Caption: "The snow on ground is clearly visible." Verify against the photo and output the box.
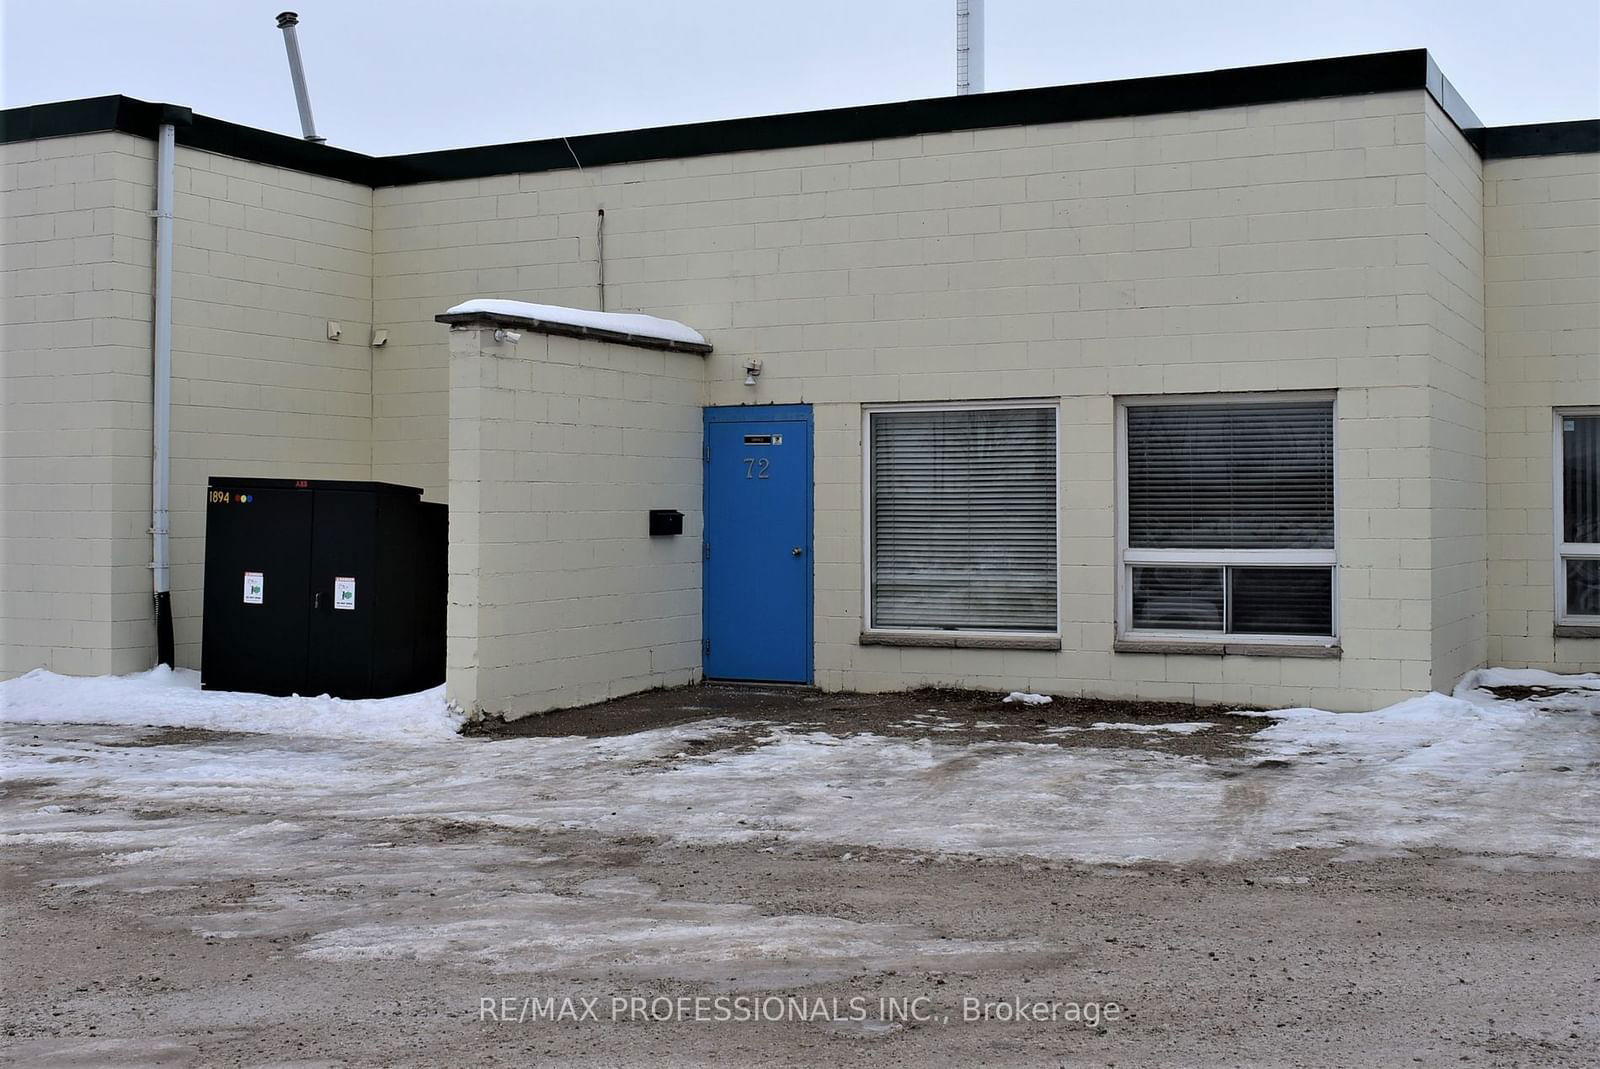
[4,667,1598,975]
[1090,721,1213,734]
[1460,666,1600,690]
[0,666,459,742]
[444,298,707,347]
[1248,685,1600,859]
[1455,666,1600,714]
[2,669,1597,867]
[293,873,1037,979]
[0,718,1038,982]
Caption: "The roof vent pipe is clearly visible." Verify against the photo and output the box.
[274,12,326,143]
[956,0,984,95]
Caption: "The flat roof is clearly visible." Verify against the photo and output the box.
[2,50,1596,188]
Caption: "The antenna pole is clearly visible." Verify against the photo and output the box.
[956,0,984,95]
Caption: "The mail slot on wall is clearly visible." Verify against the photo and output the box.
[649,509,684,536]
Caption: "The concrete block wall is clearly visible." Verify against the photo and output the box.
[379,90,1466,709]
[165,147,375,666]
[1484,148,1600,670]
[2,132,158,676]
[446,326,705,717]
[1,134,377,677]
[370,185,488,497]
[1421,99,1488,690]
[814,384,1447,709]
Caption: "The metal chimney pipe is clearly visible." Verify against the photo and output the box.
[275,12,326,143]
[956,0,985,95]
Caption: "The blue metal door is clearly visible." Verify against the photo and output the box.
[703,405,813,682]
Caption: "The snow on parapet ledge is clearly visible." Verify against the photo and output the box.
[437,298,711,354]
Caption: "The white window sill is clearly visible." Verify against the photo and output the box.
[859,630,1062,651]
[1113,637,1341,659]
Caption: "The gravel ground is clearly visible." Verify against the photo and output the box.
[3,684,1598,1067]
[466,683,1273,760]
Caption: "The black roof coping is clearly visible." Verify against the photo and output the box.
[3,50,1595,187]
[0,96,192,141]
[1469,119,1600,160]
[0,94,380,185]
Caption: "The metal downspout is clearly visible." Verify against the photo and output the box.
[152,122,175,666]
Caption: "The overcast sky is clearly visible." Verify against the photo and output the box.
[4,1,1597,156]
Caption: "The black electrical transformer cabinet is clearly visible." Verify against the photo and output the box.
[201,478,446,699]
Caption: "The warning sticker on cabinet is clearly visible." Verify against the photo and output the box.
[243,572,264,604]
[334,576,356,610]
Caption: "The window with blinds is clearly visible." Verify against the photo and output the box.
[1121,398,1336,640]
[1557,411,1600,622]
[868,405,1057,633]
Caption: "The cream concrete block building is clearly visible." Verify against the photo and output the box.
[442,321,708,713]
[2,51,1596,717]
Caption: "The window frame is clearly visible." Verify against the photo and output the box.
[1115,391,1340,648]
[1553,406,1600,627]
[862,398,1062,640]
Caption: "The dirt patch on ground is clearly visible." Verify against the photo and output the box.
[101,726,259,747]
[1486,684,1586,702]
[464,683,1272,760]
[1481,684,1600,717]
[0,777,59,804]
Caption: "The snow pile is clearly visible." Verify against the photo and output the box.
[0,667,460,743]
[1249,685,1600,858]
[444,298,706,347]
[1459,666,1600,691]
[1002,692,1052,705]
[1255,692,1526,770]
[1454,666,1600,713]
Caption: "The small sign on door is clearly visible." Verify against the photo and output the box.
[243,572,264,604]
[334,576,356,610]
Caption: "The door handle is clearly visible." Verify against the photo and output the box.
[314,591,322,610]
[792,547,804,557]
